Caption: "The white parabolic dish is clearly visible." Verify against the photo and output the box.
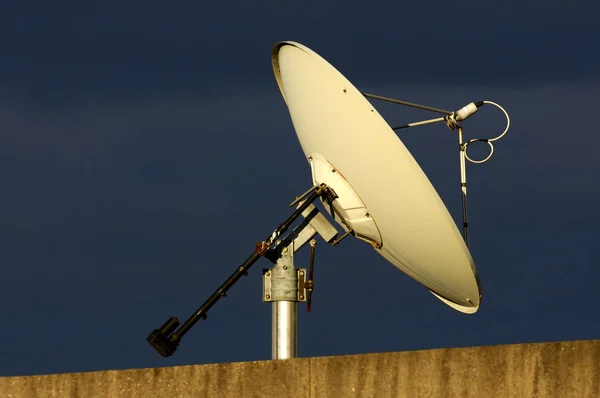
[272,41,481,313]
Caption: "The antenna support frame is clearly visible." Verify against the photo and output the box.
[146,184,339,359]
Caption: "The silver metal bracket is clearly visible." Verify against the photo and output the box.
[296,269,308,302]
[262,246,308,302]
[263,266,307,302]
[299,203,337,244]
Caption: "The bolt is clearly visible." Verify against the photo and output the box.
[343,89,347,93]
[299,271,304,276]
[265,294,271,300]
[283,247,288,253]
[265,271,270,277]
[283,265,288,270]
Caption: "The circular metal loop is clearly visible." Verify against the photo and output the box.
[461,101,509,165]
[483,101,510,143]
[463,139,494,164]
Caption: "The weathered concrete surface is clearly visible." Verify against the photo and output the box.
[1,340,599,397]
[0,358,310,398]
[310,340,600,398]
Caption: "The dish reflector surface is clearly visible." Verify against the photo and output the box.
[272,41,481,313]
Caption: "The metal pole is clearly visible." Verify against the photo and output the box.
[458,126,469,247]
[391,117,446,130]
[272,301,297,359]
[264,246,301,360]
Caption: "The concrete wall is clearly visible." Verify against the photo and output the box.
[1,340,598,397]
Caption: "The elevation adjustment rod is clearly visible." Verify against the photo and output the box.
[306,239,316,312]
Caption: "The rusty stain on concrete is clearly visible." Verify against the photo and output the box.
[1,340,598,397]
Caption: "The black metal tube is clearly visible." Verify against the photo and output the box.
[363,93,453,116]
[172,251,261,340]
[148,186,326,356]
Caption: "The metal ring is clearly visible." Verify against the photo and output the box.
[464,139,494,164]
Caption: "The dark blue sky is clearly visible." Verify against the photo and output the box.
[1,2,599,376]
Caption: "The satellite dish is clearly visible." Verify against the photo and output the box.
[146,40,510,361]
[272,41,480,313]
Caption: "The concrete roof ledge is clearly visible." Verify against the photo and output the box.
[1,340,599,397]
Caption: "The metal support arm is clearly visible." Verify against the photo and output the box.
[146,185,327,357]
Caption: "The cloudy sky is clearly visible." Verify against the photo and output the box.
[1,1,599,376]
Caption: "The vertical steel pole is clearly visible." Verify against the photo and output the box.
[267,249,299,360]
[272,301,297,359]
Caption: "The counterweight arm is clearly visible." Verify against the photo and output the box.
[146,185,327,357]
